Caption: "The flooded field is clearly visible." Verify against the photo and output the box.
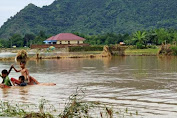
[0,56,177,117]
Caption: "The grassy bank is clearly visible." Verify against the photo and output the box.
[68,46,103,52]
[125,48,159,56]
[68,45,160,56]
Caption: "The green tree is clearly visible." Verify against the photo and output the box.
[9,34,23,47]
[33,31,48,45]
[132,31,147,48]
[0,39,10,48]
[145,30,157,45]
[0,42,3,48]
[172,32,177,45]
[24,33,35,47]
[39,31,46,38]
[154,28,172,45]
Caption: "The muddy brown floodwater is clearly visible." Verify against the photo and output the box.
[0,56,177,118]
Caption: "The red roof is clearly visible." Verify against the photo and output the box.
[46,36,55,41]
[46,33,85,41]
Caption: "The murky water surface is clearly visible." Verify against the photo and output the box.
[0,56,177,117]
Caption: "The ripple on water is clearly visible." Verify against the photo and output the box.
[0,56,176,117]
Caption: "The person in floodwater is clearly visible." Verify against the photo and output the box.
[12,61,56,86]
[0,68,13,88]
[11,76,27,86]
[12,61,39,85]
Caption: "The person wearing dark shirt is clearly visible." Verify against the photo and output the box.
[19,76,27,86]
[11,76,27,86]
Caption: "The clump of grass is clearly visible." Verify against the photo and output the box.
[99,106,139,118]
[23,99,56,118]
[170,46,177,55]
[0,101,27,117]
[59,88,92,118]
[0,99,55,118]
[59,88,139,118]
[23,112,54,118]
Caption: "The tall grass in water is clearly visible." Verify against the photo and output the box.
[0,89,138,118]
[59,88,91,118]
[59,88,138,118]
[0,101,26,117]
[0,100,55,118]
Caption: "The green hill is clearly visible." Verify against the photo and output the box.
[1,0,177,39]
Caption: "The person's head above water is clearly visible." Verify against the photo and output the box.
[19,76,25,83]
[1,69,8,78]
[20,61,26,68]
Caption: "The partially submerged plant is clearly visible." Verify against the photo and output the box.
[59,88,91,118]
[0,101,27,117]
[0,89,139,118]
[0,100,55,118]
[23,99,55,118]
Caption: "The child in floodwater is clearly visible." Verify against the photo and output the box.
[11,76,27,86]
[12,61,56,86]
[0,68,13,88]
[12,61,39,85]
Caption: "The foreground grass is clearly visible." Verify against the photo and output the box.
[0,89,138,118]
[125,48,159,56]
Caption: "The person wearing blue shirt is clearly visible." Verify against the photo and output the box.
[11,76,27,86]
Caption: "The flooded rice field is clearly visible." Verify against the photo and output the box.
[0,56,177,117]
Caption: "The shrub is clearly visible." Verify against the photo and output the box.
[136,42,145,49]
[170,46,177,55]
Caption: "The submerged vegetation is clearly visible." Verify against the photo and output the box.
[158,45,177,56]
[0,89,138,118]
[0,99,55,118]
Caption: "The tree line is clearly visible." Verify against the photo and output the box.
[76,28,177,49]
[0,31,48,48]
[0,28,177,48]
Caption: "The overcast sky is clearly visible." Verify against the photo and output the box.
[0,0,55,27]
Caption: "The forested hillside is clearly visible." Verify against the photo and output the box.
[1,0,177,39]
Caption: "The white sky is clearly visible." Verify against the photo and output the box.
[0,0,55,27]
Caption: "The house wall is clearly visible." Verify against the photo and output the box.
[44,41,57,44]
[56,40,84,44]
[31,43,89,49]
[78,41,83,44]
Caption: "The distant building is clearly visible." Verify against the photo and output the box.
[43,33,85,45]
[119,42,125,46]
[31,33,88,49]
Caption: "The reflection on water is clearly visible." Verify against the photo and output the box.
[0,56,177,117]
